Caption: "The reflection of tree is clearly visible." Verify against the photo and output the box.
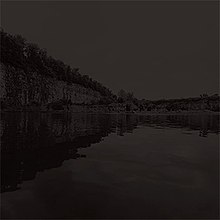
[140,114,219,135]
[1,113,219,193]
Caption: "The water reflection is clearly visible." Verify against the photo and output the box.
[1,112,219,193]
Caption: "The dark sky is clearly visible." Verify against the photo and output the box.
[1,1,219,100]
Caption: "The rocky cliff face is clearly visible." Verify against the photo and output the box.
[0,63,101,110]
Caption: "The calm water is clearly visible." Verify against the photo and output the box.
[1,112,219,219]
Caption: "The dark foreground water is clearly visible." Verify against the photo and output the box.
[1,112,219,219]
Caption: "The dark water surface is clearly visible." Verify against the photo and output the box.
[1,112,219,219]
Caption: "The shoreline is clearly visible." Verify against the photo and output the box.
[1,109,219,116]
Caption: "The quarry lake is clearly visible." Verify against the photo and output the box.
[1,112,219,219]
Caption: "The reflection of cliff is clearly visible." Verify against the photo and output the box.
[1,136,101,193]
[1,113,219,193]
[1,113,139,193]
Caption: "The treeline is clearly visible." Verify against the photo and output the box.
[116,90,220,112]
[0,29,116,100]
[138,94,220,112]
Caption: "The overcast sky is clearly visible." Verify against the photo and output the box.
[1,1,219,100]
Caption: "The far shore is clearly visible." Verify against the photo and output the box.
[1,109,220,116]
[133,110,220,116]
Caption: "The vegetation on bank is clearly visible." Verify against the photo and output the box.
[1,29,219,112]
[116,90,220,112]
[0,29,116,102]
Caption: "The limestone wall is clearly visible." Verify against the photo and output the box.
[0,63,101,109]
